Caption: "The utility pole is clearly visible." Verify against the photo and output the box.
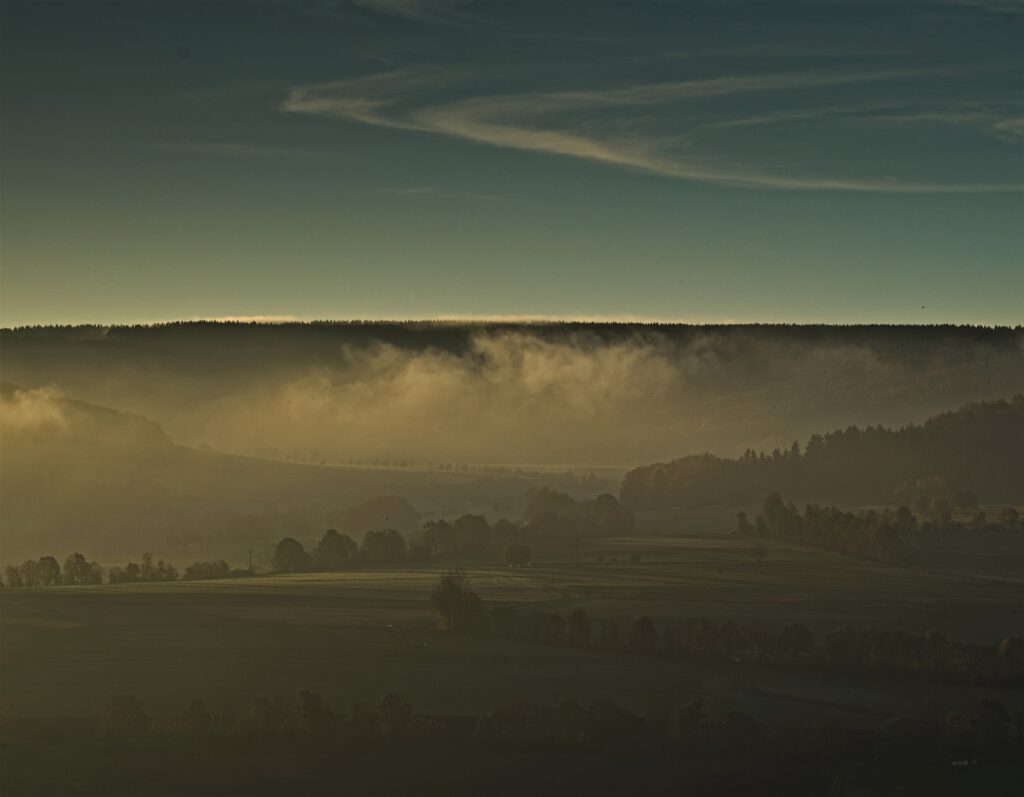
[248,549,253,573]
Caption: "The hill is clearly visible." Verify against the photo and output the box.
[620,396,1024,509]
[0,384,609,567]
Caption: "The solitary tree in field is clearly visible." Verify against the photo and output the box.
[430,568,483,631]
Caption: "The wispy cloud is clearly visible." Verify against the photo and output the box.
[992,117,1024,141]
[377,185,509,201]
[281,66,1023,193]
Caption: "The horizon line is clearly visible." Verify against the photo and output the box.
[2,318,1022,332]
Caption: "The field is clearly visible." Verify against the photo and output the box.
[3,528,1022,732]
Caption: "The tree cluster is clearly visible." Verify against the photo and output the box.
[182,560,253,580]
[737,493,913,565]
[108,553,178,583]
[522,489,634,540]
[82,688,1023,769]
[4,552,102,587]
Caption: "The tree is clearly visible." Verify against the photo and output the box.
[430,568,483,631]
[893,506,917,535]
[4,565,23,588]
[736,511,754,536]
[63,553,102,585]
[999,507,1020,530]
[454,514,492,553]
[931,497,953,526]
[182,700,212,733]
[313,529,357,571]
[779,623,814,661]
[183,560,230,580]
[418,520,456,557]
[36,556,61,586]
[18,560,39,587]
[379,693,414,736]
[360,529,407,565]
[597,620,621,651]
[567,607,592,648]
[296,690,336,736]
[102,695,150,735]
[504,543,532,568]
[998,637,1024,674]
[953,491,979,513]
[629,616,659,654]
[272,537,310,573]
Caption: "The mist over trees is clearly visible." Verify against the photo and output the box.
[522,489,634,539]
[621,396,1024,509]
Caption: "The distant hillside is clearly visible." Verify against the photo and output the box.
[0,384,607,567]
[620,396,1024,509]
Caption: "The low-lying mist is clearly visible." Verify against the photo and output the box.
[3,324,1023,466]
[2,323,1022,566]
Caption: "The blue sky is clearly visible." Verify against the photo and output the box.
[1,0,1021,325]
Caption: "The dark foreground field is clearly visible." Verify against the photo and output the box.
[2,531,1022,795]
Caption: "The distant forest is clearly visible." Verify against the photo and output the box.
[4,320,1020,357]
[621,396,1024,509]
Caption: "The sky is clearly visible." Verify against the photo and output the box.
[1,0,1021,327]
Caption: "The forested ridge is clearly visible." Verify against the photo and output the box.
[621,396,1024,509]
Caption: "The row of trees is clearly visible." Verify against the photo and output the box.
[272,523,537,574]
[428,572,1024,684]
[108,553,178,583]
[620,396,1024,509]
[85,689,1023,768]
[4,552,101,587]
[4,551,255,588]
[737,493,913,565]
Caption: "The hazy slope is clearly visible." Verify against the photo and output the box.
[0,383,608,567]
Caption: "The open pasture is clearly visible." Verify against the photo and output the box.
[2,533,1021,730]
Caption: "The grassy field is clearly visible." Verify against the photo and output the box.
[3,531,1021,732]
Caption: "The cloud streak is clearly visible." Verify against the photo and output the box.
[281,66,1023,193]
